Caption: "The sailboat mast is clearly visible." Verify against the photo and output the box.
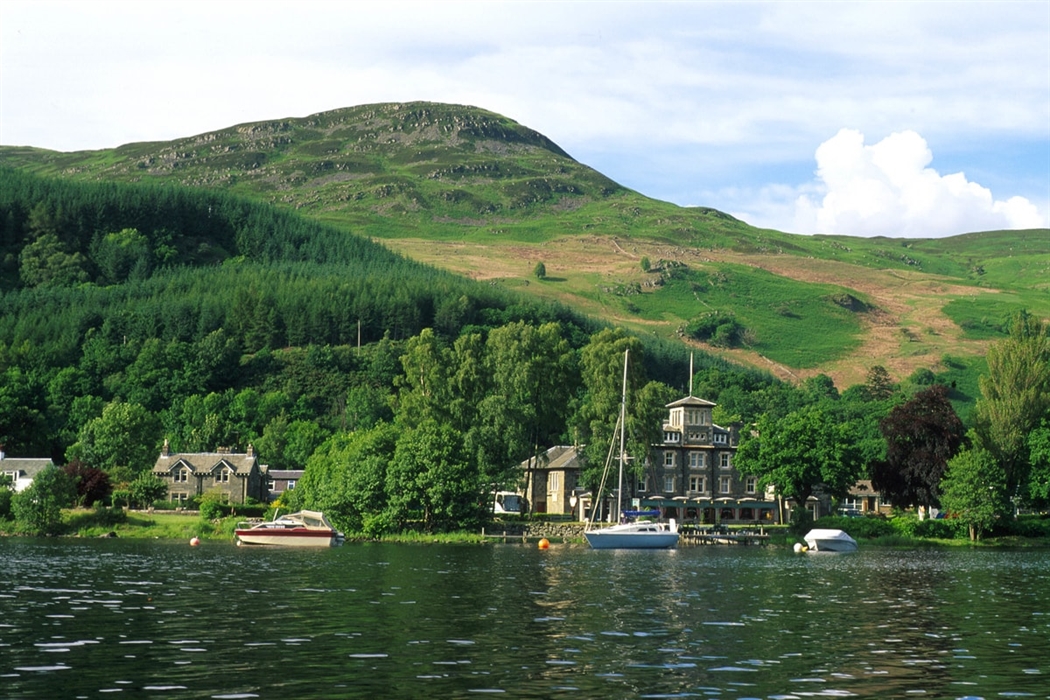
[689,352,694,396]
[616,348,629,522]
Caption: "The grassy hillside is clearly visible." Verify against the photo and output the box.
[2,101,1046,388]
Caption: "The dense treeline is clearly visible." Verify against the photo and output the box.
[0,170,761,471]
[11,168,1038,541]
[0,167,404,290]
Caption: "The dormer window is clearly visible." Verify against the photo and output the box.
[217,467,233,483]
[664,431,680,443]
[175,468,190,483]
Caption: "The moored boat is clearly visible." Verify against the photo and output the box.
[235,510,344,547]
[803,528,858,552]
[584,349,680,550]
[584,518,679,549]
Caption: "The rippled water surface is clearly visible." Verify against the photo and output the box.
[1,538,1047,699]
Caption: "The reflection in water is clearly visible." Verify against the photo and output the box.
[0,539,1047,698]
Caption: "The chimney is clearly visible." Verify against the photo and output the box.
[161,439,170,458]
[246,443,255,458]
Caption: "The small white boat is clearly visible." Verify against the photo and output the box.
[803,528,858,552]
[584,519,679,549]
[235,510,344,547]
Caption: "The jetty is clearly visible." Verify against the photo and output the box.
[678,525,770,545]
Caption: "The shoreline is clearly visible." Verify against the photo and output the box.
[3,509,1049,548]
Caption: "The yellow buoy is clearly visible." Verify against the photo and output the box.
[538,538,550,550]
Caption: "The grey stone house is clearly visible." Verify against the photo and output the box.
[152,440,268,504]
[640,395,777,523]
[519,445,583,516]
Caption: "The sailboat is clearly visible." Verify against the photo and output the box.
[583,349,679,550]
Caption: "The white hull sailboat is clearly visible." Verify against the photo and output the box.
[584,349,679,550]
[584,518,679,549]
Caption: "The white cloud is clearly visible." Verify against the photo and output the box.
[791,129,1046,238]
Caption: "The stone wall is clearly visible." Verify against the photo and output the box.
[483,521,587,541]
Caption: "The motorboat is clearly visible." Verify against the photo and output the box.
[584,518,679,549]
[235,510,345,547]
[584,349,679,550]
[803,528,858,552]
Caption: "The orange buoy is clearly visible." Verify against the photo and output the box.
[538,538,550,550]
[190,537,200,547]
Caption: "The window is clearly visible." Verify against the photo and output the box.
[663,476,675,493]
[720,453,731,468]
[287,480,296,490]
[664,431,680,443]
[548,472,559,493]
[664,451,675,467]
[174,492,188,503]
[637,476,648,492]
[745,476,757,494]
[218,467,232,483]
[720,476,731,494]
[689,475,705,492]
[689,452,705,468]
[175,468,189,483]
[715,432,727,444]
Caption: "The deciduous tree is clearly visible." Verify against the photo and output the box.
[735,405,864,525]
[870,384,965,514]
[63,459,112,507]
[12,465,75,535]
[128,472,168,509]
[386,421,479,532]
[974,311,1050,499]
[940,440,1008,541]
[67,400,161,476]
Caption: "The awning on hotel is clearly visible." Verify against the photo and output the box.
[642,496,713,508]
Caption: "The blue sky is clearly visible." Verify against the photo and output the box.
[2,1,1047,238]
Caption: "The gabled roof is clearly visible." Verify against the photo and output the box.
[519,445,583,471]
[0,457,54,479]
[665,395,717,409]
[153,451,259,476]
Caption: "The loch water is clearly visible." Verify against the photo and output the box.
[1,538,1048,699]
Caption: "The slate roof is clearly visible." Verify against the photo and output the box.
[152,444,261,477]
[521,445,583,471]
[0,457,54,479]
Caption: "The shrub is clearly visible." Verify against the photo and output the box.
[992,515,1050,538]
[685,311,746,348]
[0,489,12,520]
[813,515,895,539]
[913,517,964,539]
[199,499,226,521]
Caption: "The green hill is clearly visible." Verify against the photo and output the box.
[2,101,1047,387]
